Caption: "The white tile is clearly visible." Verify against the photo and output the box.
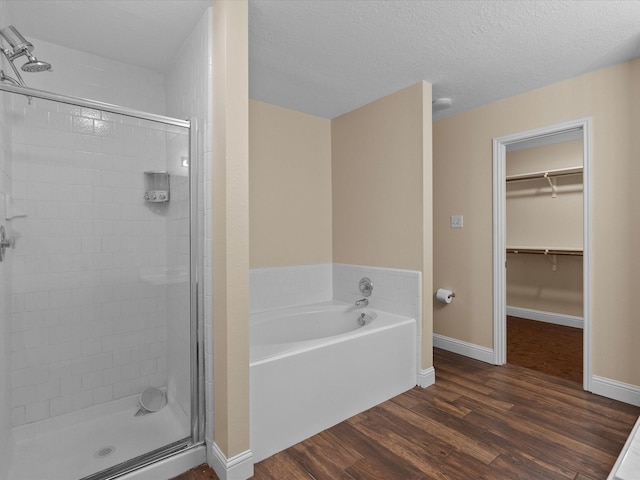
[140,359,157,376]
[58,341,83,361]
[148,372,167,388]
[131,376,150,394]
[25,400,50,423]
[131,344,150,363]
[11,407,26,427]
[49,360,72,380]
[50,395,73,417]
[81,338,102,357]
[12,385,38,407]
[101,367,122,386]
[72,390,93,410]
[37,380,60,401]
[250,264,333,312]
[113,380,133,400]
[121,363,140,381]
[12,366,48,388]
[81,372,102,391]
[60,376,82,396]
[93,385,113,404]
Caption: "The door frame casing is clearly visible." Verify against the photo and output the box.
[492,117,592,392]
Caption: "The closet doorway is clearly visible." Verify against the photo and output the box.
[492,118,592,391]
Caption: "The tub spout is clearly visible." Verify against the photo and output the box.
[355,298,368,307]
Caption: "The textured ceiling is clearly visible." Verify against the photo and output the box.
[249,0,640,119]
[4,1,640,120]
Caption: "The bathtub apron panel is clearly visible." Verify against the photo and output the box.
[250,308,416,462]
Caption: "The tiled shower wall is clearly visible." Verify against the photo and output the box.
[165,7,213,445]
[9,100,176,426]
[249,263,421,328]
[250,264,333,312]
[5,40,181,427]
[249,262,423,380]
[163,130,191,418]
[332,263,422,330]
[26,39,166,116]
[0,2,13,466]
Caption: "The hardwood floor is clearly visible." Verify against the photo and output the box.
[507,316,583,383]
[173,348,639,480]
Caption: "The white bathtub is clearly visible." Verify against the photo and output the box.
[609,416,640,480]
[250,301,417,462]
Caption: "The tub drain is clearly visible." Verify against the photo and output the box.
[93,445,116,459]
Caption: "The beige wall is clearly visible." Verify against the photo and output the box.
[249,82,434,370]
[332,81,433,369]
[212,0,250,459]
[507,141,583,249]
[332,83,425,271]
[249,100,332,268]
[507,254,583,317]
[506,140,583,175]
[506,141,583,316]
[434,59,640,386]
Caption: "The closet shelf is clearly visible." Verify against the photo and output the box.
[505,166,583,183]
[506,247,583,256]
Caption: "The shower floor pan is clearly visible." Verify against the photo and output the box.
[7,392,191,480]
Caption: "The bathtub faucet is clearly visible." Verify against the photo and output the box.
[355,298,369,307]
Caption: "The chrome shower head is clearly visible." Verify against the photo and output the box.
[21,54,51,72]
[0,25,52,80]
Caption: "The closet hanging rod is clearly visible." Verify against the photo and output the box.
[506,247,583,256]
[506,166,583,183]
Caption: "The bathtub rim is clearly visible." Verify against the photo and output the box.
[250,300,416,366]
[251,301,378,346]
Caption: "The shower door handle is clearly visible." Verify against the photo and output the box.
[0,225,15,261]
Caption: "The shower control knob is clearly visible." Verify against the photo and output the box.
[359,277,374,297]
[144,190,169,203]
[0,226,15,262]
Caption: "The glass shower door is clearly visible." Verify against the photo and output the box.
[2,88,200,480]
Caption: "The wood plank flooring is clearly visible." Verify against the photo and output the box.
[173,348,639,480]
[507,316,583,383]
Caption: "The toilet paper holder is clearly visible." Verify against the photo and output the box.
[435,288,456,304]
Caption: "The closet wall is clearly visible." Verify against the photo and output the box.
[506,140,583,318]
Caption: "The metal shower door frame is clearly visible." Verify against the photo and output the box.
[0,82,205,479]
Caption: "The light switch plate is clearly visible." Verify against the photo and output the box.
[450,215,463,228]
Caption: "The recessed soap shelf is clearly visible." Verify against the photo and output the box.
[144,171,169,203]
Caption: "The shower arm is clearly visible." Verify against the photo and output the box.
[0,48,26,86]
[0,69,21,86]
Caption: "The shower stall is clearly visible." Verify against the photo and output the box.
[0,21,207,480]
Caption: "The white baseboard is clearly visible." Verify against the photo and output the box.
[591,375,640,407]
[433,333,494,364]
[209,442,254,480]
[417,367,435,388]
[507,306,583,329]
[434,333,640,408]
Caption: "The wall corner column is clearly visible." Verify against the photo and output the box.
[211,0,252,478]
[422,81,434,373]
